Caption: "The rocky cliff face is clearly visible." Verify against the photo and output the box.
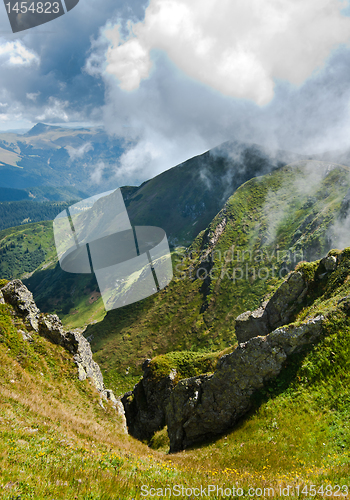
[0,280,125,420]
[122,359,177,441]
[166,315,323,452]
[234,271,308,343]
[121,254,343,451]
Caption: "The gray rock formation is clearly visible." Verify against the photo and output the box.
[0,280,125,424]
[2,279,40,331]
[235,271,308,343]
[122,358,177,441]
[166,316,323,452]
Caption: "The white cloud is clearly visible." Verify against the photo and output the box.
[36,97,70,122]
[90,160,106,184]
[100,0,350,105]
[66,142,94,160]
[0,40,39,66]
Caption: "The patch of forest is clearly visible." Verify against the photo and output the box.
[0,200,77,231]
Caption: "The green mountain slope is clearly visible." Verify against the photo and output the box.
[2,260,350,496]
[85,160,350,396]
[0,200,86,233]
[122,141,307,246]
[0,139,305,327]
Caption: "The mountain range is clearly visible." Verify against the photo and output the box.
[2,131,350,496]
[0,123,125,195]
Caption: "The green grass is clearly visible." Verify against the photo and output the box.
[2,281,350,498]
[3,248,350,497]
[86,162,350,397]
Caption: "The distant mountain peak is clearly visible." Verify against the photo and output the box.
[24,123,62,137]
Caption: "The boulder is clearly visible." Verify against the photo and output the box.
[322,255,337,272]
[235,304,268,343]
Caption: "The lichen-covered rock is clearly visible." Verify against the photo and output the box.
[235,271,308,343]
[166,315,323,452]
[1,279,40,331]
[265,271,307,329]
[0,290,5,304]
[122,364,177,441]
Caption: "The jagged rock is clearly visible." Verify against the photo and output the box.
[322,255,337,271]
[67,331,105,392]
[37,313,104,391]
[0,280,126,425]
[166,315,323,452]
[1,279,40,331]
[0,290,5,304]
[235,271,308,343]
[38,314,67,346]
[122,365,177,441]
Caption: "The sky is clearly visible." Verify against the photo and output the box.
[1,0,350,183]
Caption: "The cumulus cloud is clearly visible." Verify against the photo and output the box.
[101,0,350,105]
[0,40,39,66]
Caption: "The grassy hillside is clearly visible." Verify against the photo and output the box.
[1,140,305,328]
[0,221,57,279]
[2,258,350,497]
[85,160,350,396]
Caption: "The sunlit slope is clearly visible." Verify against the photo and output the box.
[86,161,350,395]
[2,264,350,498]
[14,140,304,327]
[3,261,350,497]
[140,247,350,485]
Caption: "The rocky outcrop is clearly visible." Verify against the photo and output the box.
[121,359,177,441]
[2,279,41,331]
[166,316,323,452]
[0,280,124,422]
[235,253,340,345]
[235,271,309,343]
[121,313,324,451]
